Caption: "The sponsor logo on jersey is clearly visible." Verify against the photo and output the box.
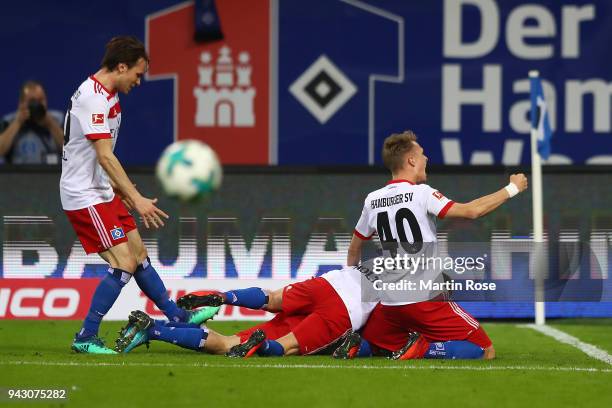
[433,191,445,200]
[110,226,125,240]
[91,113,104,125]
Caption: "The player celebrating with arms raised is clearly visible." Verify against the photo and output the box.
[337,130,528,360]
[61,36,205,354]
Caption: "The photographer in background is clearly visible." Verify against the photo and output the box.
[0,80,64,164]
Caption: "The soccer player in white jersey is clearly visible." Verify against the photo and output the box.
[61,36,213,354]
[115,266,378,357]
[338,130,528,360]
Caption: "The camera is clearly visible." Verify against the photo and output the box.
[28,100,46,122]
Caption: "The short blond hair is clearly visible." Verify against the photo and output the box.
[381,130,418,172]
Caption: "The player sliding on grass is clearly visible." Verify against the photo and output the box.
[115,269,486,359]
[61,36,207,354]
[332,130,528,361]
[115,265,378,356]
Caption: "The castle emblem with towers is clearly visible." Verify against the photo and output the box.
[193,46,256,127]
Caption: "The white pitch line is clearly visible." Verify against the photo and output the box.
[1,361,611,373]
[521,324,612,365]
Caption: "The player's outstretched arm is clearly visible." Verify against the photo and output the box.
[92,139,169,228]
[109,178,136,211]
[347,234,366,266]
[445,173,528,220]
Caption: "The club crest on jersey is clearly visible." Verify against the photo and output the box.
[91,113,104,125]
[432,191,445,200]
[110,226,125,240]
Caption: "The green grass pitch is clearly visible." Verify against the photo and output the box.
[0,319,611,408]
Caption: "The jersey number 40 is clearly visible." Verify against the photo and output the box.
[376,208,423,255]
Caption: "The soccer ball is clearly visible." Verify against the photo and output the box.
[156,140,222,201]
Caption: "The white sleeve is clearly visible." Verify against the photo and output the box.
[423,185,455,219]
[74,95,111,140]
[354,198,375,240]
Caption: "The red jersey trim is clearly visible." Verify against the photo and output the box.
[108,102,122,118]
[437,201,455,219]
[89,75,116,98]
[354,229,373,241]
[386,179,415,185]
[86,133,112,140]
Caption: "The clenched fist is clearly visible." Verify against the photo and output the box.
[510,173,528,193]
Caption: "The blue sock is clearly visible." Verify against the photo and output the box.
[224,287,268,309]
[134,257,187,322]
[357,339,373,357]
[148,321,208,351]
[157,320,201,329]
[257,339,284,357]
[424,341,484,359]
[78,268,130,339]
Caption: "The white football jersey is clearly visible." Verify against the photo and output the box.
[355,179,455,306]
[60,76,121,210]
[321,266,378,331]
[355,179,454,244]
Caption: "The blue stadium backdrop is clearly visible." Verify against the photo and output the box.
[0,1,611,320]
[1,0,611,165]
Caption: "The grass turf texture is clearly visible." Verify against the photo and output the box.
[0,320,611,408]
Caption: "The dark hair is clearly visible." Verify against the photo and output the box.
[381,130,418,172]
[101,36,149,71]
[19,80,44,101]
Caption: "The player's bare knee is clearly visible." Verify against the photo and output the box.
[483,345,496,360]
[135,248,148,265]
[276,333,300,355]
[224,335,241,353]
[105,242,138,273]
[282,344,300,356]
[266,289,283,312]
[127,241,148,265]
[118,254,138,273]
[204,332,239,355]
[126,229,149,265]
[132,241,148,264]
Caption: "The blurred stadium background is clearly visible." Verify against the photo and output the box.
[0,1,611,407]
